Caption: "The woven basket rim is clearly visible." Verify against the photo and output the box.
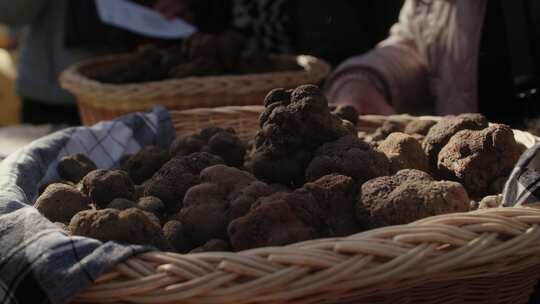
[79,108,540,303]
[59,54,330,101]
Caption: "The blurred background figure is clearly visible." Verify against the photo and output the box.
[0,25,20,126]
[326,0,540,129]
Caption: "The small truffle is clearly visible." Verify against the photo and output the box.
[35,183,91,223]
[55,222,70,232]
[477,195,503,209]
[58,154,97,183]
[252,85,355,185]
[137,196,166,219]
[107,198,137,210]
[69,208,169,249]
[437,124,522,198]
[190,239,231,253]
[378,133,430,174]
[358,169,470,228]
[371,121,406,141]
[144,152,224,212]
[306,135,390,184]
[163,220,193,253]
[404,119,437,136]
[332,105,359,126]
[81,169,135,209]
[423,114,489,170]
[122,146,169,184]
[170,127,246,167]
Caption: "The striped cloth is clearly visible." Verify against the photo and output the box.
[0,107,174,304]
[503,142,540,207]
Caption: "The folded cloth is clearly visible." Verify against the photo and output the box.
[0,107,175,304]
[503,142,540,207]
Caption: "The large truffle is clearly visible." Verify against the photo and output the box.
[122,146,169,184]
[229,174,361,251]
[144,152,224,212]
[306,135,390,184]
[170,127,246,167]
[358,169,470,228]
[437,124,522,198]
[35,183,91,223]
[179,165,276,245]
[252,85,355,186]
[58,154,97,183]
[81,169,135,208]
[69,208,169,249]
[423,114,489,170]
[378,133,430,174]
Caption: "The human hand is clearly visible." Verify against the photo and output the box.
[154,0,193,21]
[331,79,395,115]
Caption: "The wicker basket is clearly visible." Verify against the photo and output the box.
[60,55,330,126]
[77,107,540,304]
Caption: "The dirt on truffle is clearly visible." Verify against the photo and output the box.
[306,135,390,184]
[252,85,355,186]
[122,146,170,184]
[69,208,170,250]
[58,154,97,183]
[437,124,522,198]
[36,183,91,223]
[378,133,430,174]
[81,169,135,209]
[358,169,470,228]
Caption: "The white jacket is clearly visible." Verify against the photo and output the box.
[326,0,487,115]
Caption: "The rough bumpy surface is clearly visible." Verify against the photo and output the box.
[190,239,231,253]
[81,169,135,209]
[332,105,359,126]
[162,220,193,253]
[229,174,361,251]
[404,119,437,136]
[252,85,355,186]
[358,169,470,228]
[122,146,169,184]
[170,127,246,167]
[107,198,137,210]
[378,133,430,174]
[371,121,406,141]
[69,208,169,249]
[179,165,276,246]
[144,152,224,213]
[423,114,489,170]
[137,196,167,219]
[306,135,390,184]
[35,183,91,223]
[58,154,97,183]
[437,124,522,198]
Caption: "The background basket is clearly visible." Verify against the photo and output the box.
[77,107,540,304]
[60,55,330,126]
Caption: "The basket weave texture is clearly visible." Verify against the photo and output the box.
[60,55,330,126]
[78,107,540,304]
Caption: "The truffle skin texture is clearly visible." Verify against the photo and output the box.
[306,135,390,184]
[122,146,169,184]
[371,121,406,141]
[69,208,169,249]
[358,169,470,228]
[252,85,355,185]
[423,114,489,170]
[81,169,135,209]
[107,198,137,210]
[170,127,246,167]
[137,196,167,219]
[58,154,97,183]
[437,124,522,198]
[378,133,430,174]
[179,165,275,245]
[229,174,361,251]
[163,220,193,253]
[404,119,437,136]
[144,152,224,213]
[332,105,359,126]
[190,239,231,253]
[36,183,91,223]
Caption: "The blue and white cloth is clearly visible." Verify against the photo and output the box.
[0,107,174,304]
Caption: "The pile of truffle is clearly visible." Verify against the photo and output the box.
[35,85,524,253]
[86,31,301,84]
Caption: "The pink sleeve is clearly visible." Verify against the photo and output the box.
[325,0,432,114]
